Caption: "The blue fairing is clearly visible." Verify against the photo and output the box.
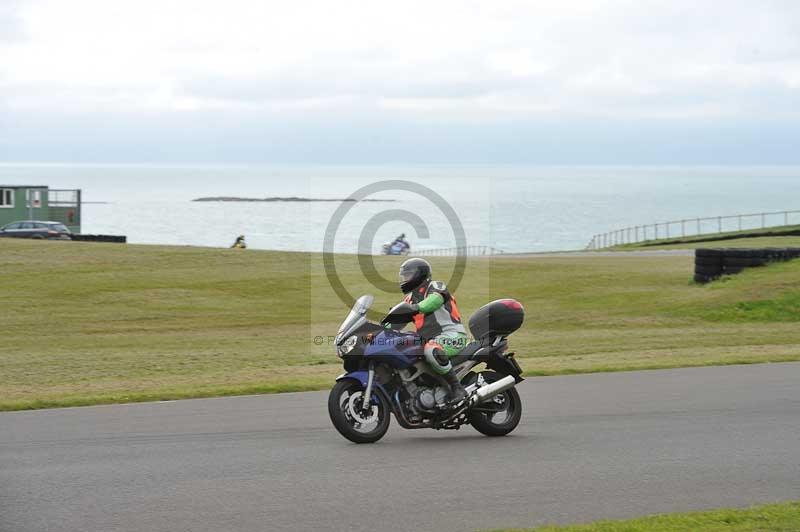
[364,330,423,369]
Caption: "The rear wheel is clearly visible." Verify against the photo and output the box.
[328,379,391,444]
[468,371,522,437]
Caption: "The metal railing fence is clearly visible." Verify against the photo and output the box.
[48,188,82,233]
[416,246,504,256]
[48,189,81,206]
[587,209,800,250]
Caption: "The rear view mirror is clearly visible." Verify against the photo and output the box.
[381,302,416,325]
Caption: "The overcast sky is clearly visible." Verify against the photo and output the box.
[1,0,799,164]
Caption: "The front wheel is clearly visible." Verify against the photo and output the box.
[469,371,522,437]
[328,380,391,444]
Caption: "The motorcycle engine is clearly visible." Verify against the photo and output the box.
[416,386,450,411]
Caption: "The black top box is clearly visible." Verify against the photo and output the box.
[468,299,525,340]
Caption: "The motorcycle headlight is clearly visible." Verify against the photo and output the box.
[337,335,358,357]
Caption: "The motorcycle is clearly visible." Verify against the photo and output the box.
[328,295,525,443]
[381,240,410,255]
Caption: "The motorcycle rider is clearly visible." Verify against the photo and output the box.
[392,233,410,252]
[398,258,468,402]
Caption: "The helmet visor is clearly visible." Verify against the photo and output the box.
[399,269,415,283]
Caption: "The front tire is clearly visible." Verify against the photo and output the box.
[469,371,522,437]
[328,380,391,444]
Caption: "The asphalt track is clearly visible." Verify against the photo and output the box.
[2,363,799,532]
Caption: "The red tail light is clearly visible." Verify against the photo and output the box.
[500,299,523,310]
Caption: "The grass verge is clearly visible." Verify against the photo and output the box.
[3,238,800,411]
[493,500,800,531]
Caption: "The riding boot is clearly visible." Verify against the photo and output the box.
[443,368,467,403]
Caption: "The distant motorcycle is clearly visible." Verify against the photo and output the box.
[328,295,525,443]
[381,240,410,255]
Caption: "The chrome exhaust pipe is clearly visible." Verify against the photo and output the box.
[439,375,518,426]
[471,375,516,405]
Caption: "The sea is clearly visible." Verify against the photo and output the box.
[1,164,799,253]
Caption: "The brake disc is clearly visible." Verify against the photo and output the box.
[347,392,378,424]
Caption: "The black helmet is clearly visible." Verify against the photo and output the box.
[399,258,431,293]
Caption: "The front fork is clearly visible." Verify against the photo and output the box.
[361,362,375,413]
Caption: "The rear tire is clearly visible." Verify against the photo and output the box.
[469,371,522,437]
[328,379,391,444]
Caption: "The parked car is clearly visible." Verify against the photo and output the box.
[0,221,72,240]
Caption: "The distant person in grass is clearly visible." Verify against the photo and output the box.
[231,235,247,249]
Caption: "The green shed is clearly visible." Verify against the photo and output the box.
[0,186,82,233]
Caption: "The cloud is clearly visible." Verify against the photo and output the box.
[2,1,796,118]
[0,0,28,43]
[0,0,799,162]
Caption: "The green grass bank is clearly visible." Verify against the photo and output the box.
[3,238,800,410]
[494,500,800,531]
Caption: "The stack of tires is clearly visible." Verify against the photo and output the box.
[694,249,726,283]
[694,247,800,284]
[763,247,800,262]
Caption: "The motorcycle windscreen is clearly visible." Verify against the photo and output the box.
[337,294,374,338]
